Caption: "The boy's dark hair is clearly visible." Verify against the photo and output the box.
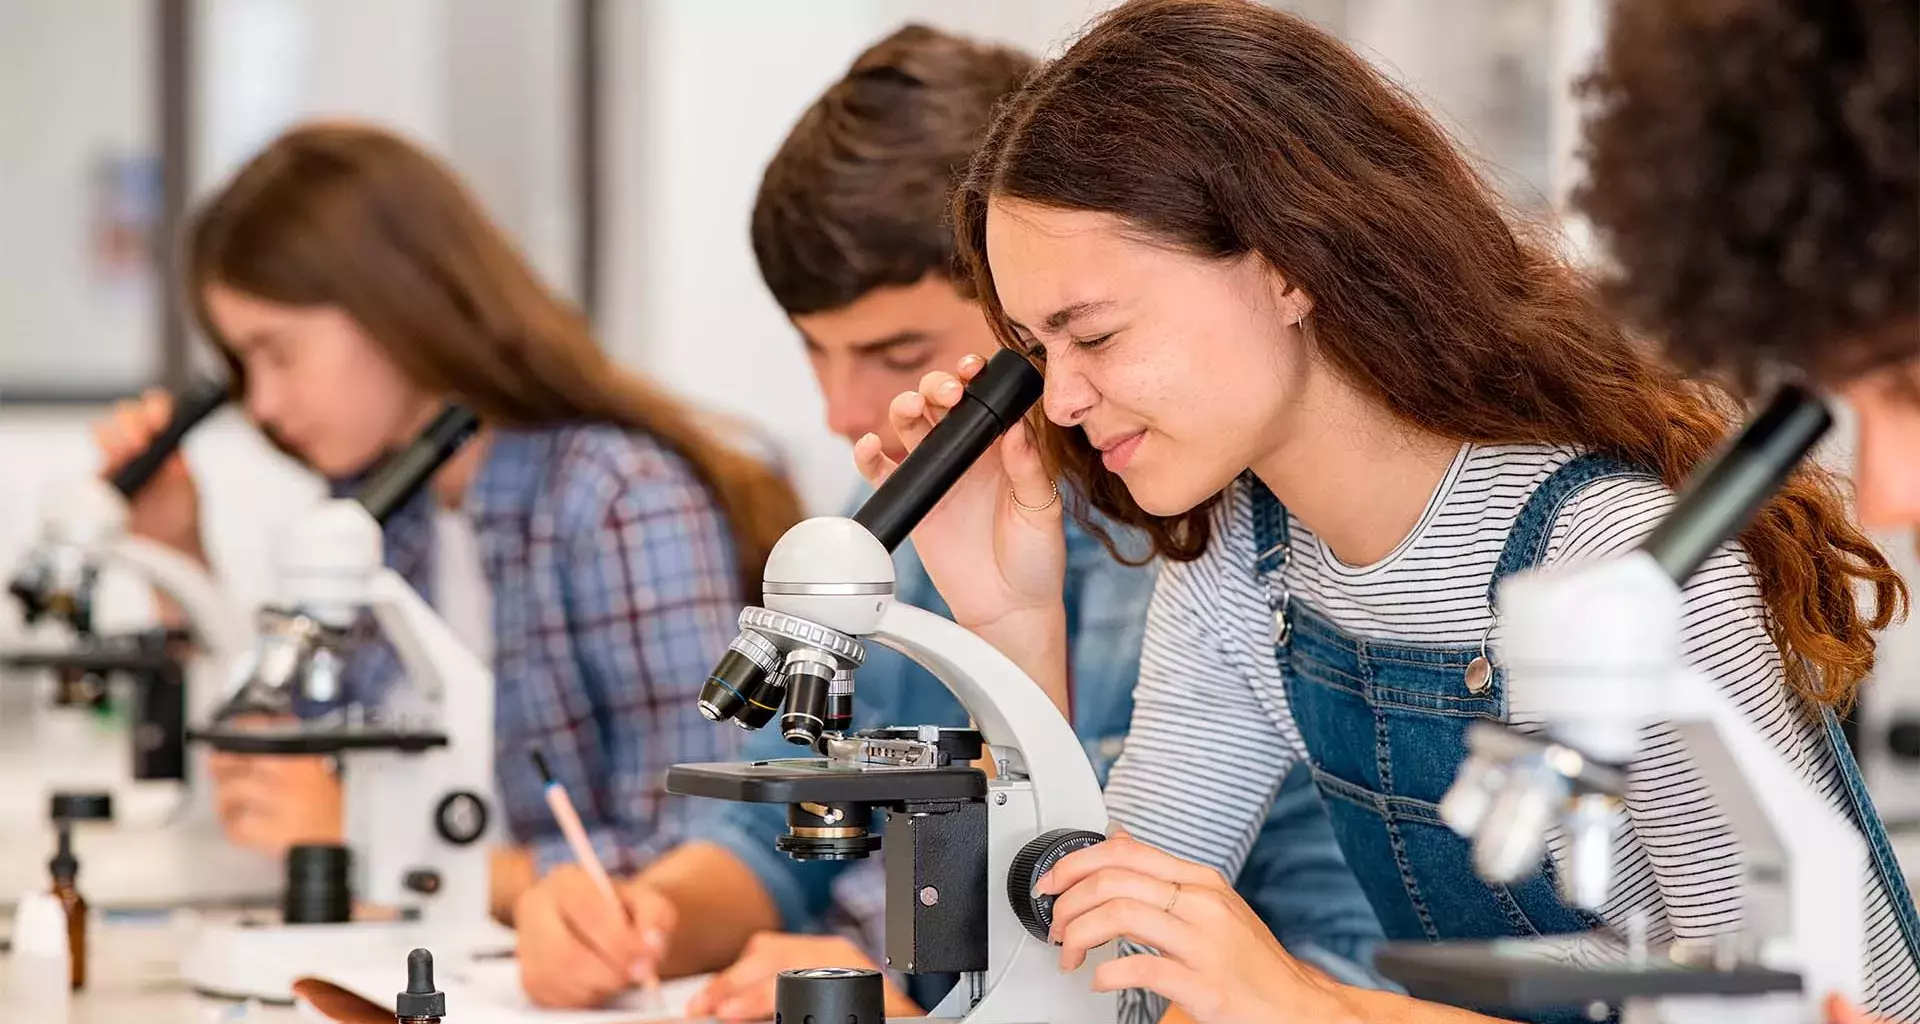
[1575,0,1919,387]
[751,25,1035,316]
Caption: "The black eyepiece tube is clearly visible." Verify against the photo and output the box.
[852,350,1044,552]
[108,377,232,498]
[1639,385,1832,585]
[354,406,482,525]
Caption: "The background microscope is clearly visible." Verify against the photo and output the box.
[1381,387,1877,1023]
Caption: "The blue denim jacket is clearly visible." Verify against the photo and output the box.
[690,496,1385,993]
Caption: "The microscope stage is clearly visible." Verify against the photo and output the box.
[3,630,190,674]
[668,758,987,804]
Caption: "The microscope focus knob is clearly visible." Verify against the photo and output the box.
[433,791,490,846]
[1008,828,1106,942]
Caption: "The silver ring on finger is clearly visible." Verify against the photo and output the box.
[1163,881,1182,915]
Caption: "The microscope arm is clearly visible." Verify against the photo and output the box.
[342,567,498,919]
[1662,667,1865,1005]
[860,600,1107,832]
[360,567,490,707]
[866,601,1116,1023]
[106,534,248,663]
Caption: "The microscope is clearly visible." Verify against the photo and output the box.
[668,350,1118,1024]
[184,406,503,1002]
[1378,388,1868,1023]
[5,377,246,785]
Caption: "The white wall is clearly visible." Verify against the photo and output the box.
[600,0,1120,515]
[0,0,157,394]
[2,0,580,640]
[196,0,575,291]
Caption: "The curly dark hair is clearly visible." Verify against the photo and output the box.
[1575,0,1919,387]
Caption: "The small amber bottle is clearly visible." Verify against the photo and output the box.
[49,822,87,991]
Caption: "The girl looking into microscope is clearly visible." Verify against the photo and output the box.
[864,1,1920,1021]
[92,121,801,918]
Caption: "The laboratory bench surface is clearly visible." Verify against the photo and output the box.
[18,913,304,1023]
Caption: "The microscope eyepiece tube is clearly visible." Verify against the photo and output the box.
[852,349,1044,552]
[1639,384,1831,585]
[108,377,232,498]
[354,406,483,525]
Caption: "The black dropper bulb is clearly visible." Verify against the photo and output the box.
[49,824,76,883]
[47,792,109,881]
[395,947,446,1022]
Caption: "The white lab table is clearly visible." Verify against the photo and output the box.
[10,912,303,1024]
[0,709,280,912]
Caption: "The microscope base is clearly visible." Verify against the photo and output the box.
[1376,939,1801,1012]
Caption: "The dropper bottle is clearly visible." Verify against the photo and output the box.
[45,793,108,991]
[395,947,446,1024]
[48,824,86,991]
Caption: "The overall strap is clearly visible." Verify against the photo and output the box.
[1820,705,1920,967]
[1488,454,1659,604]
[1250,474,1292,575]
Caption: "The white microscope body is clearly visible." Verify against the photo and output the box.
[8,376,244,729]
[265,497,499,919]
[1423,389,1869,1023]
[670,350,1116,1024]
[1493,551,1865,1021]
[183,491,501,1002]
[764,516,1116,1024]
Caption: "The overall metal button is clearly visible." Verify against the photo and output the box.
[1465,656,1493,693]
[1272,608,1292,646]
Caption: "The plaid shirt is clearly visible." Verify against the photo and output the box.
[334,424,745,874]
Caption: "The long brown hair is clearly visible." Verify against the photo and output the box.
[953,0,1905,707]
[187,122,801,593]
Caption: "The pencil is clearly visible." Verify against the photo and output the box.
[530,748,662,1005]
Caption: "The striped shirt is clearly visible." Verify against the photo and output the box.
[1105,443,1920,1017]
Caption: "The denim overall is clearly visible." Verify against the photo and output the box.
[1249,455,1920,1021]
